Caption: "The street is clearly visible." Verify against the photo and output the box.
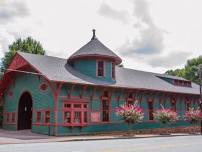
[0,135,202,152]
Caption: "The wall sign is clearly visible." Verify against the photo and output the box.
[91,112,100,123]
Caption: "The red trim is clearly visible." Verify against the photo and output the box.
[68,54,122,65]
[44,110,51,125]
[62,101,88,127]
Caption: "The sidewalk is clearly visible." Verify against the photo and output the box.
[0,129,200,145]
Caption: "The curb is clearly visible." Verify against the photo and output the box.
[58,133,202,142]
[0,133,201,145]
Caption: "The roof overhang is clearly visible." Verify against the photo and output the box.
[68,54,122,65]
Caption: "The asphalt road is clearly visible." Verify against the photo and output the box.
[0,135,202,152]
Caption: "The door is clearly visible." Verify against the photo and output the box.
[18,92,32,130]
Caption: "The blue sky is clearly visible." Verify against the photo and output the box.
[0,0,202,73]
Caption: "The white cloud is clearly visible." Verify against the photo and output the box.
[120,0,165,56]
[0,0,31,58]
[147,51,191,68]
[98,3,130,24]
[0,0,202,73]
[0,0,29,24]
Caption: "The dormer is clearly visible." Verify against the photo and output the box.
[67,29,122,82]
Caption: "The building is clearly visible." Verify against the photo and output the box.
[0,30,200,135]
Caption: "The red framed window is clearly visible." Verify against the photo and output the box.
[74,111,81,124]
[102,99,109,122]
[171,98,176,111]
[148,101,154,120]
[111,62,115,79]
[64,111,71,123]
[63,102,88,127]
[45,111,50,124]
[36,111,42,123]
[186,101,191,111]
[127,92,134,105]
[97,60,104,77]
[102,91,110,122]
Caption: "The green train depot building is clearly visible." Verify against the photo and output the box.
[0,30,200,136]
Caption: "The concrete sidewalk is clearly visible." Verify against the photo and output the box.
[0,129,200,145]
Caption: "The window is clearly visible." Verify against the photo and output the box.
[45,111,50,124]
[74,104,81,108]
[127,93,134,105]
[97,60,104,76]
[74,111,81,123]
[111,62,115,79]
[64,103,71,108]
[36,111,42,123]
[102,99,109,122]
[11,113,15,123]
[63,102,88,126]
[171,98,176,111]
[148,101,154,120]
[186,101,191,111]
[103,91,108,98]
[173,79,192,87]
[64,111,71,123]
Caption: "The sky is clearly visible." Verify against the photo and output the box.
[0,0,202,73]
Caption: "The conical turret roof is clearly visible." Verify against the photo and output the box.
[68,29,122,64]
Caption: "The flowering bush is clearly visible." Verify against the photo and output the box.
[184,108,202,124]
[115,103,144,124]
[153,109,179,124]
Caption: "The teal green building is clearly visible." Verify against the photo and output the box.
[0,30,200,135]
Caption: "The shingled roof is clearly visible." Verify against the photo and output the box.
[68,29,122,64]
[18,52,199,95]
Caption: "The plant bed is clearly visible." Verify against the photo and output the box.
[115,102,144,136]
[153,108,179,135]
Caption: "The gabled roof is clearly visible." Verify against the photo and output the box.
[18,52,200,95]
[68,30,122,64]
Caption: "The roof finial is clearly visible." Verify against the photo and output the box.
[91,29,97,40]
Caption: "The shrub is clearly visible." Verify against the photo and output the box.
[115,103,144,124]
[184,107,202,124]
[153,109,178,125]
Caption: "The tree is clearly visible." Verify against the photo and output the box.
[0,37,45,72]
[165,55,202,84]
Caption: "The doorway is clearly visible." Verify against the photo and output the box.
[18,92,33,130]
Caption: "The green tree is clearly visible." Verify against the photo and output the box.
[165,55,202,84]
[0,37,45,72]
